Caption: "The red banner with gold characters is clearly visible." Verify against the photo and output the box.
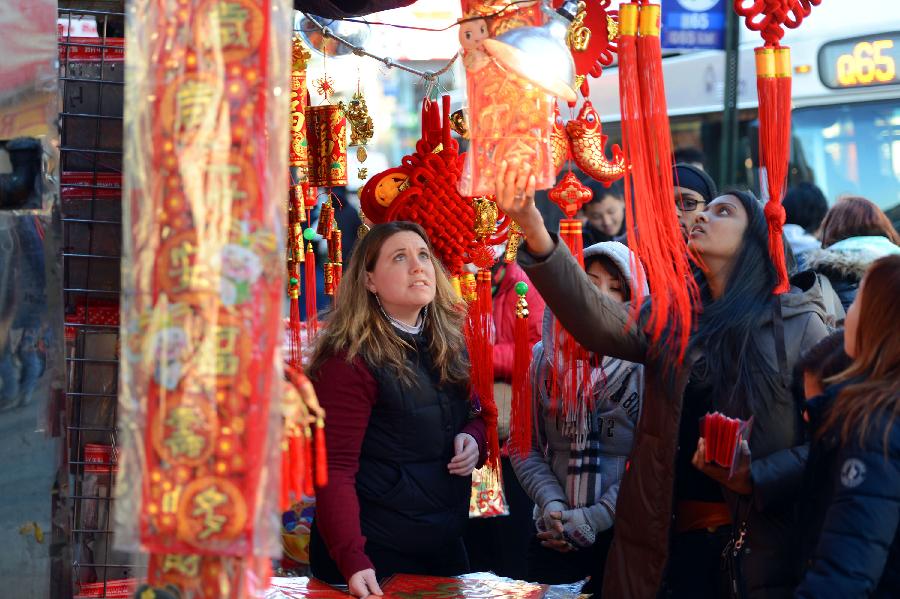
[117,0,290,569]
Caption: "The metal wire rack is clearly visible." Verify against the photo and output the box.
[57,3,144,597]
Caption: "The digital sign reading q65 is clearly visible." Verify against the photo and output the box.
[819,33,900,89]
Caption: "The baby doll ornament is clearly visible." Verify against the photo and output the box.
[459,16,491,72]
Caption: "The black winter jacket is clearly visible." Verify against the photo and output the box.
[795,382,900,598]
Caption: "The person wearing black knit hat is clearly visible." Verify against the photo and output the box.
[673,163,718,241]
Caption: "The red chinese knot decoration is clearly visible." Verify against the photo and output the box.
[734,0,821,294]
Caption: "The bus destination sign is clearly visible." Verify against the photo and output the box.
[819,33,900,89]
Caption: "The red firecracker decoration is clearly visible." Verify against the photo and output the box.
[508,282,534,457]
[735,0,820,294]
[618,2,697,360]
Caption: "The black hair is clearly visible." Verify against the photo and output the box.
[783,182,828,233]
[688,189,781,415]
[674,146,706,167]
[795,330,851,381]
[584,254,632,302]
[791,329,852,404]
[585,178,625,206]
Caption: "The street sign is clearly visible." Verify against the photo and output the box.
[660,0,727,51]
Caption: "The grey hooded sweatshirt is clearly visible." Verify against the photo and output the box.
[510,242,647,547]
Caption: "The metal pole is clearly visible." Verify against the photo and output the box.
[720,5,740,187]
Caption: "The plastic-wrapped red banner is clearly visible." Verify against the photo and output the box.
[117,0,290,561]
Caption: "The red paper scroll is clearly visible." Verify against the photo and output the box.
[119,0,289,562]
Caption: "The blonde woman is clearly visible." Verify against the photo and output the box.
[308,221,486,598]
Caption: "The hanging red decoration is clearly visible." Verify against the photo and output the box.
[549,171,593,219]
[564,0,620,101]
[281,363,326,511]
[303,228,318,337]
[359,96,511,278]
[547,173,592,421]
[508,281,534,458]
[550,104,570,176]
[617,1,697,361]
[735,0,820,294]
[566,100,626,185]
[306,104,347,187]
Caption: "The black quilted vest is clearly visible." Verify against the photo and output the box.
[355,330,472,554]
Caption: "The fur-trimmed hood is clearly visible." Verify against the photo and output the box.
[806,235,900,282]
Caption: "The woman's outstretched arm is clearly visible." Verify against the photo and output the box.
[495,159,647,363]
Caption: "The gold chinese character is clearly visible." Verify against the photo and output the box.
[192,485,228,540]
[164,406,207,460]
[168,241,212,293]
[218,2,251,49]
[169,242,197,293]
[175,81,216,132]
[162,554,200,577]
[205,162,247,205]
[215,326,239,377]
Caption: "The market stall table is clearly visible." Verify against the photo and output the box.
[266,572,588,598]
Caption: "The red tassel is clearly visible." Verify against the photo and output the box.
[314,418,328,488]
[280,443,291,511]
[303,431,315,498]
[289,435,304,500]
[509,283,533,458]
[756,46,792,294]
[288,280,303,368]
[465,270,499,470]
[305,242,318,338]
[552,218,591,418]
[619,2,696,360]
[559,219,584,267]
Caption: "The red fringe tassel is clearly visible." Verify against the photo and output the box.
[757,46,792,294]
[303,432,315,498]
[304,243,318,337]
[508,289,533,458]
[466,270,499,471]
[314,419,328,488]
[288,288,303,368]
[621,2,697,360]
[551,218,592,419]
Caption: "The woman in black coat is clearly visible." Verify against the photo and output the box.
[796,255,900,598]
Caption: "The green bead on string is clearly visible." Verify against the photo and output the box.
[514,281,529,297]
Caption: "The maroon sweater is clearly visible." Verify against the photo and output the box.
[312,354,487,580]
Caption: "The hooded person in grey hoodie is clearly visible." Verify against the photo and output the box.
[510,241,647,594]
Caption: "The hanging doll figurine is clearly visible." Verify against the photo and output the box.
[459,16,491,72]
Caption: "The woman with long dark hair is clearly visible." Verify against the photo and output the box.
[796,255,900,598]
[307,222,486,598]
[495,161,830,599]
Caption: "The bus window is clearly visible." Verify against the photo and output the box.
[792,100,900,217]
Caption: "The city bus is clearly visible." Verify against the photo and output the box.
[586,0,900,223]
